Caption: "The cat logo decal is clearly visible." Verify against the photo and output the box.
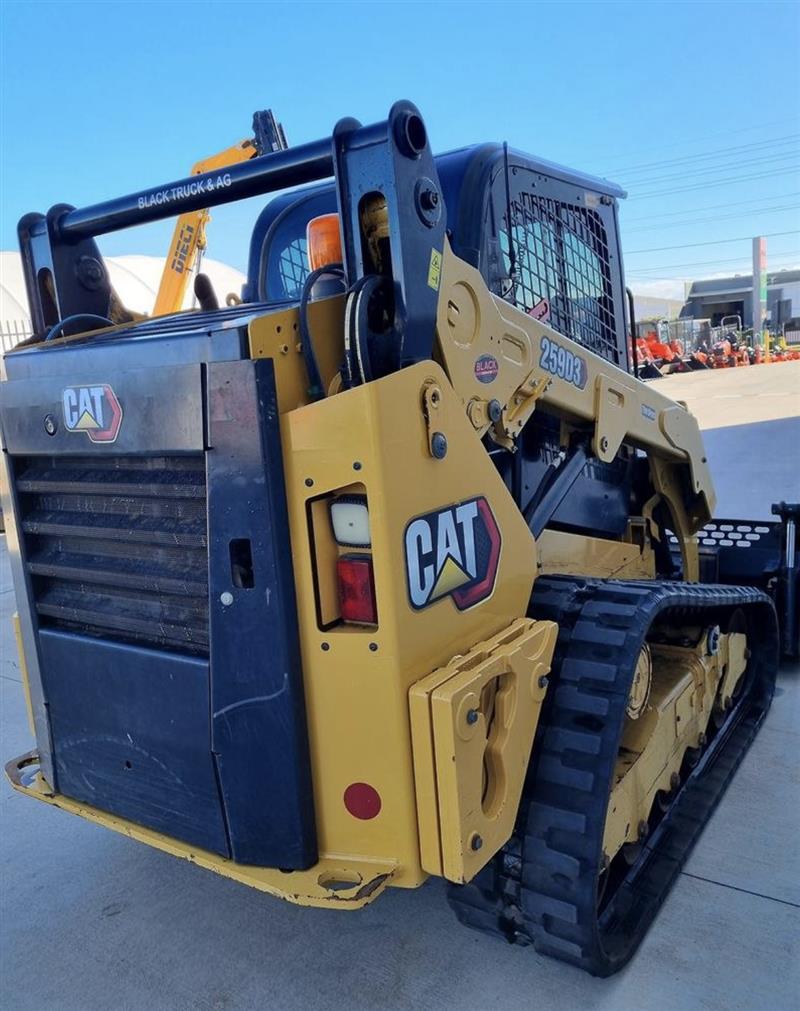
[62,385,123,443]
[404,497,501,611]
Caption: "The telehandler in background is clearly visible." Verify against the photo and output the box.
[2,101,797,976]
[153,109,287,315]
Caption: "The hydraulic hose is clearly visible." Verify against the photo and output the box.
[298,263,344,400]
[344,274,386,388]
[44,314,114,342]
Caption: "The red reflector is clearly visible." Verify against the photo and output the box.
[337,555,378,625]
[344,782,382,820]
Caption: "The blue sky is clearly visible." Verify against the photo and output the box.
[1,0,798,296]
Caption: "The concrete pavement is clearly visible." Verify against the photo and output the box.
[1,363,798,1010]
[659,360,800,519]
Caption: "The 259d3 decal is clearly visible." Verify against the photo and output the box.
[539,335,587,390]
[404,497,501,611]
[62,385,123,443]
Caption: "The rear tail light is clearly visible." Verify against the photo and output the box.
[330,495,371,547]
[337,555,378,625]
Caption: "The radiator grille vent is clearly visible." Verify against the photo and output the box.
[15,454,208,655]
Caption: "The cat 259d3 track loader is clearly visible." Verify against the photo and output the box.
[3,101,798,976]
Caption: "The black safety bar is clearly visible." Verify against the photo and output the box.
[16,100,449,378]
[57,138,334,240]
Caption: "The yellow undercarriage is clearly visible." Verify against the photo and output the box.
[603,629,747,861]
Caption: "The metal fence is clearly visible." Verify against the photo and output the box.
[634,317,793,353]
[635,317,714,351]
[1,319,33,353]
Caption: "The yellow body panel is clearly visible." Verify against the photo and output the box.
[410,618,556,882]
[537,529,656,580]
[248,296,346,412]
[273,361,537,886]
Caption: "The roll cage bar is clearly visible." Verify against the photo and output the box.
[18,100,628,369]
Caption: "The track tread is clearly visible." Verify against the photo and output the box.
[447,576,779,975]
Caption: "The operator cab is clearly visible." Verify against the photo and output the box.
[242,145,634,541]
[245,144,629,370]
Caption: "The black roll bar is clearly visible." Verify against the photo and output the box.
[16,100,449,377]
[57,138,335,241]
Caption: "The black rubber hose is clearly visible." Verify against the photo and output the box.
[345,274,386,387]
[44,314,113,342]
[298,263,344,400]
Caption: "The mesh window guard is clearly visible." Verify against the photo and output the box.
[501,192,620,363]
[277,236,310,299]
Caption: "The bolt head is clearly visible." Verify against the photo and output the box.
[431,432,448,459]
[488,399,502,423]
[43,414,58,436]
[538,675,549,689]
[420,188,439,209]
[220,592,234,607]
[414,176,442,226]
[470,834,483,851]
[466,708,479,725]
[75,254,105,291]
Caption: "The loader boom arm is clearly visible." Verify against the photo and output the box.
[434,242,715,579]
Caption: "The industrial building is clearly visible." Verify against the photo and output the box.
[680,268,799,329]
[629,292,684,323]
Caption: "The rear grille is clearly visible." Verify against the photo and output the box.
[15,454,208,655]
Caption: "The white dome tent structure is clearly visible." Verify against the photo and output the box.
[0,251,246,351]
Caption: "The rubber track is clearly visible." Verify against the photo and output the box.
[447,576,779,976]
